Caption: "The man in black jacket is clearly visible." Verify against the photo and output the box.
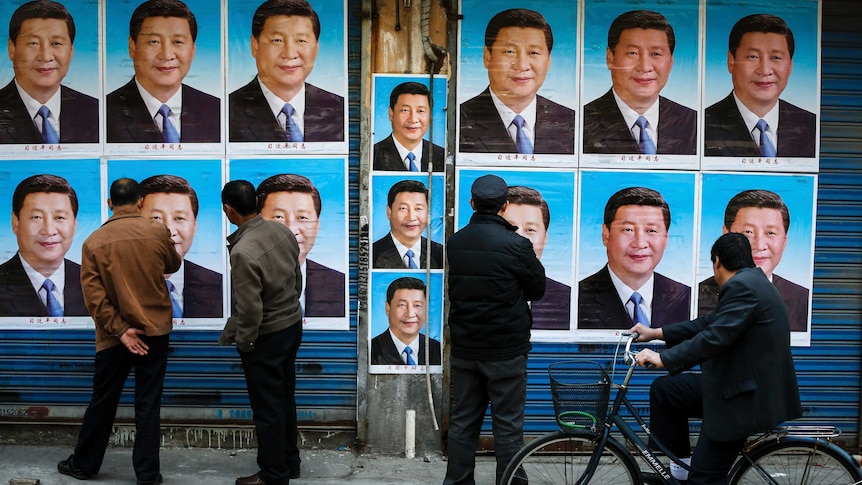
[444,174,546,485]
[632,232,801,485]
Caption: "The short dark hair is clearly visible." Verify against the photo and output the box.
[607,10,675,55]
[10,0,75,44]
[710,232,755,271]
[12,174,78,217]
[506,185,549,230]
[130,0,198,42]
[485,8,553,53]
[724,189,790,232]
[252,0,320,40]
[387,180,428,207]
[256,173,321,216]
[222,180,257,216]
[728,14,794,58]
[109,178,141,207]
[389,82,431,110]
[386,276,426,304]
[603,187,670,230]
[139,174,199,218]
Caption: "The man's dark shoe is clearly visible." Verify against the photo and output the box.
[58,454,91,480]
[137,472,163,485]
[236,472,268,485]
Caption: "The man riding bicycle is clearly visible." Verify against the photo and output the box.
[631,232,801,485]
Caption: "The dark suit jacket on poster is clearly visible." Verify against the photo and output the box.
[373,135,444,172]
[229,77,344,142]
[660,267,801,442]
[578,265,691,329]
[179,260,223,318]
[372,235,443,269]
[0,254,88,316]
[531,276,572,331]
[370,331,442,365]
[106,79,221,143]
[305,259,345,317]
[582,89,697,155]
[459,87,576,154]
[704,92,816,158]
[0,80,98,144]
[698,273,809,332]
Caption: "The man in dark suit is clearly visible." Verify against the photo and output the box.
[140,175,223,319]
[0,1,98,144]
[373,81,444,172]
[106,0,220,144]
[501,185,571,330]
[705,14,816,158]
[370,277,441,366]
[0,174,87,317]
[633,233,801,484]
[583,10,696,155]
[579,187,691,329]
[229,0,344,143]
[698,189,809,332]
[459,8,575,155]
[257,173,345,317]
[372,180,443,270]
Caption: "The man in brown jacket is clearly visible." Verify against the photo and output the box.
[58,178,181,485]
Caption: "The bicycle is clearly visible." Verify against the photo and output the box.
[501,332,862,484]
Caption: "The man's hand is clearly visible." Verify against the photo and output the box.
[120,328,149,356]
[635,348,664,369]
[628,323,662,342]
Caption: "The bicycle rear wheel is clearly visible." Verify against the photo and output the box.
[728,437,862,485]
[501,431,639,485]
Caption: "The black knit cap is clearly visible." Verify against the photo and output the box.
[471,174,508,207]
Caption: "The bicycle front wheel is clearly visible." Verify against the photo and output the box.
[728,438,862,485]
[501,431,639,485]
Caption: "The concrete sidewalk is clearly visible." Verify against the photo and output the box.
[1,445,498,485]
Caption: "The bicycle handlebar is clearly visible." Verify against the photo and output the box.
[620,332,656,370]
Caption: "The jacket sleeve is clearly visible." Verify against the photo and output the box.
[226,250,263,352]
[660,279,759,375]
[515,237,546,301]
[80,245,128,338]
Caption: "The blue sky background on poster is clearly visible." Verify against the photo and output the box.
[577,170,697,285]
[105,0,223,96]
[227,0,346,97]
[455,168,575,284]
[372,174,445,244]
[704,0,819,113]
[458,0,577,110]
[372,74,447,147]
[582,0,700,111]
[370,271,443,342]
[0,159,101,266]
[228,157,347,272]
[0,0,100,98]
[106,159,224,272]
[699,172,815,287]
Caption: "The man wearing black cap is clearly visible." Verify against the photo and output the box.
[443,174,546,485]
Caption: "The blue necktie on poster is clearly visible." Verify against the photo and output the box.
[512,115,533,154]
[166,280,182,319]
[407,152,418,172]
[405,249,418,269]
[158,104,180,143]
[630,291,650,327]
[403,346,416,365]
[42,279,63,317]
[635,116,656,155]
[37,106,59,144]
[281,103,304,142]
[756,119,776,157]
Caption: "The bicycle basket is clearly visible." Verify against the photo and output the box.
[548,360,611,434]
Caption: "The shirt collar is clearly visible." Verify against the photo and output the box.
[259,77,306,133]
[19,252,66,308]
